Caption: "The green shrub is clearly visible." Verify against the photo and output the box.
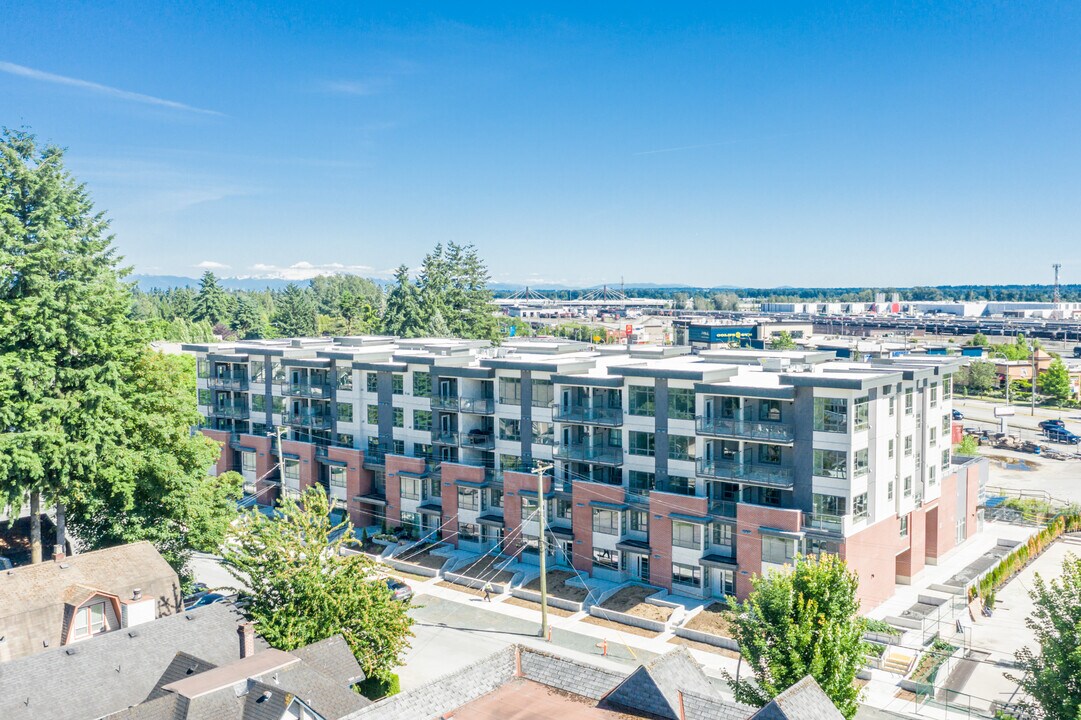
[358,673,400,699]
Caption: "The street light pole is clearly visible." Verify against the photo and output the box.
[535,463,552,640]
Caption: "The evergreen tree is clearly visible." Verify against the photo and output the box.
[721,554,866,719]
[417,243,451,321]
[0,128,141,562]
[427,309,451,337]
[340,291,378,334]
[232,294,264,339]
[193,271,230,326]
[272,283,318,337]
[381,265,425,337]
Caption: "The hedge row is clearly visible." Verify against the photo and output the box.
[972,513,1081,604]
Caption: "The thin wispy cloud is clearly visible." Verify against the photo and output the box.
[0,61,223,116]
[196,260,230,270]
[245,261,377,281]
[320,78,392,96]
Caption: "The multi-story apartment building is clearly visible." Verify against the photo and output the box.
[184,337,985,611]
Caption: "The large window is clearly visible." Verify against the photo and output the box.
[336,433,354,448]
[942,448,950,470]
[762,536,795,565]
[758,444,782,464]
[712,523,734,550]
[73,601,107,639]
[328,466,346,488]
[718,397,740,419]
[759,399,782,422]
[904,435,913,456]
[242,452,256,472]
[853,397,869,431]
[458,488,480,511]
[532,421,554,445]
[592,508,621,535]
[366,373,378,393]
[490,487,504,509]
[337,402,353,422]
[251,394,266,412]
[930,382,938,407]
[812,449,847,479]
[531,379,553,407]
[668,435,695,461]
[555,498,572,520]
[900,514,909,537]
[499,418,521,441]
[459,523,479,542]
[852,492,868,520]
[391,374,404,395]
[393,407,404,428]
[668,388,695,420]
[367,405,379,425]
[853,448,869,477]
[904,475,912,497]
[904,388,913,414]
[628,431,655,457]
[251,360,265,382]
[813,397,847,432]
[944,377,953,399]
[942,415,951,436]
[413,371,431,397]
[283,460,300,481]
[671,521,700,549]
[413,410,432,431]
[813,493,845,516]
[629,470,655,493]
[672,563,701,588]
[630,510,649,533]
[272,396,285,415]
[198,389,212,406]
[336,368,352,390]
[401,476,422,500]
[628,385,655,416]
[498,377,521,405]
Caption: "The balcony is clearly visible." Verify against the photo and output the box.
[209,404,250,420]
[553,442,624,466]
[709,500,738,518]
[551,403,623,426]
[697,458,794,489]
[459,397,495,415]
[431,395,460,412]
[804,512,845,534]
[280,380,332,399]
[695,417,794,444]
[433,431,460,446]
[207,375,249,391]
[460,430,495,451]
[363,444,388,468]
[282,410,332,429]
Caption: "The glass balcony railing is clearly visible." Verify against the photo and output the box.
[459,397,495,414]
[430,395,460,411]
[709,500,738,518]
[207,375,249,390]
[696,458,794,488]
[553,443,624,466]
[551,403,623,426]
[281,410,332,429]
[433,431,460,446]
[695,417,794,443]
[209,404,250,420]
[280,380,333,399]
[804,512,845,534]
[460,431,495,450]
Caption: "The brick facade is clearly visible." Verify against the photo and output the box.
[570,482,626,576]
[647,492,708,592]
[734,504,801,598]
[200,429,233,475]
[842,516,901,610]
[326,446,368,526]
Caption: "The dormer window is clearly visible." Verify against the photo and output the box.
[73,601,106,639]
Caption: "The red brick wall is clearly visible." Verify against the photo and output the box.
[951,421,964,445]
[648,492,709,591]
[897,507,927,581]
[384,455,427,529]
[238,434,278,507]
[280,440,317,491]
[437,463,485,546]
[570,482,626,576]
[842,516,900,611]
[965,464,981,540]
[200,429,233,475]
[734,504,802,599]
[327,446,367,526]
[503,471,548,557]
[927,470,960,560]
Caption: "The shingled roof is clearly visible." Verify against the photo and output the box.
[0,603,259,720]
[0,541,180,661]
[601,647,729,720]
[750,676,845,720]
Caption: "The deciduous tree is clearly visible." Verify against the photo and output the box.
[224,486,413,682]
[1039,357,1073,406]
[1008,553,1081,720]
[722,554,866,719]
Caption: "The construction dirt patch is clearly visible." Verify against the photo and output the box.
[453,557,515,584]
[523,570,590,602]
[436,580,490,598]
[600,586,672,623]
[684,603,733,637]
[502,595,575,618]
[388,568,434,584]
[581,615,661,639]
[394,546,449,570]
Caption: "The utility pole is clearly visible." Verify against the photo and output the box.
[535,463,553,640]
[1031,351,1037,416]
[1053,263,1062,304]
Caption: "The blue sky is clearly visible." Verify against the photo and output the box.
[3,2,1080,287]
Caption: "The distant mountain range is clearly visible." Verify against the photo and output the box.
[131,274,727,293]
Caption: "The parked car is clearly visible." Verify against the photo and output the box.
[385,578,413,603]
[951,410,964,420]
[1044,427,1081,444]
[1039,419,1066,432]
[185,592,226,610]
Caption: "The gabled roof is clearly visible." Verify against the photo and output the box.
[750,676,844,720]
[290,634,365,686]
[601,647,725,719]
[0,541,180,661]
[0,603,259,720]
